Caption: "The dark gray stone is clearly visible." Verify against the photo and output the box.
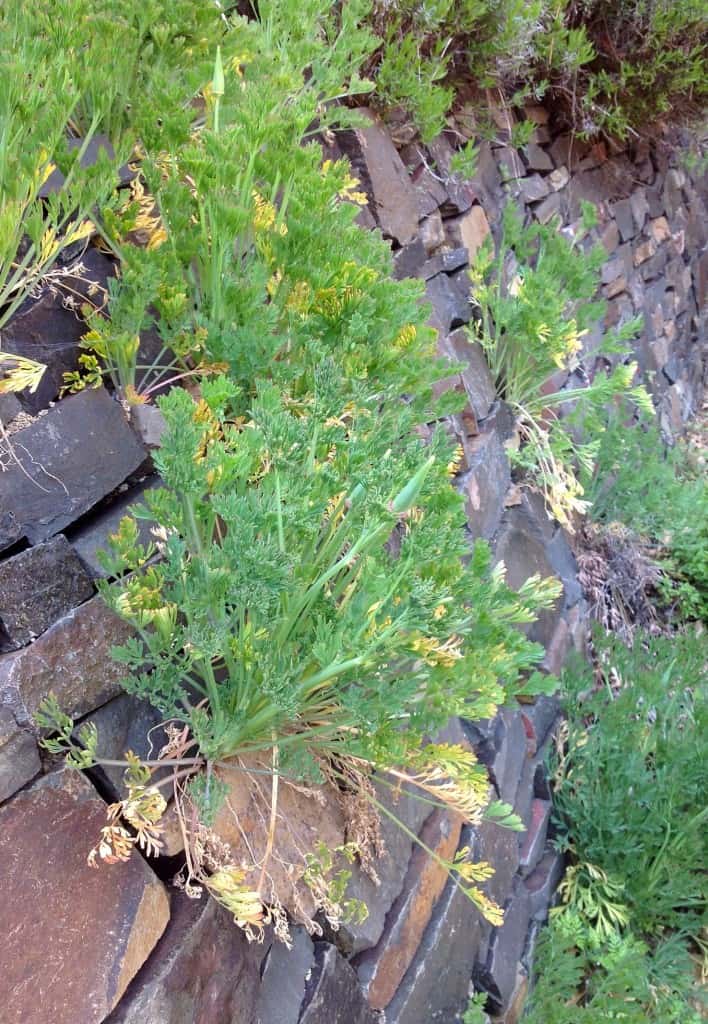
[423,247,470,279]
[532,192,562,225]
[523,849,564,920]
[0,593,135,722]
[393,237,428,280]
[489,708,529,805]
[611,198,636,241]
[472,818,520,910]
[446,329,496,420]
[630,188,649,233]
[106,893,264,1024]
[0,394,22,426]
[440,179,476,217]
[338,109,419,246]
[385,826,486,1024]
[300,943,377,1024]
[254,927,315,1024]
[339,779,431,955]
[517,174,550,203]
[474,883,532,1014]
[519,799,551,875]
[460,428,511,541]
[0,536,94,651]
[69,478,158,579]
[0,388,146,552]
[0,290,86,413]
[524,143,553,172]
[492,507,564,650]
[79,694,170,798]
[0,704,40,803]
[426,273,471,332]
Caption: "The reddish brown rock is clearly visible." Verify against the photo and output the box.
[213,759,346,922]
[0,704,40,802]
[0,594,135,721]
[355,808,463,1009]
[107,893,265,1024]
[0,770,169,1024]
[338,109,419,246]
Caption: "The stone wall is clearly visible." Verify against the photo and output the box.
[0,105,704,1024]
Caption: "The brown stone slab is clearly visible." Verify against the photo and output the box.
[0,770,169,1024]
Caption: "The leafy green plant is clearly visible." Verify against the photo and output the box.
[469,203,651,529]
[584,409,707,621]
[525,910,704,1024]
[552,628,707,944]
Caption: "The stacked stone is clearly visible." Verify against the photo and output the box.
[0,106,704,1024]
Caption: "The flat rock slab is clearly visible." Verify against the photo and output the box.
[70,477,159,578]
[213,759,346,922]
[301,943,378,1024]
[0,387,146,552]
[253,925,314,1024]
[106,893,264,1024]
[0,593,135,722]
[0,535,94,651]
[0,703,40,803]
[385,826,486,1024]
[338,109,419,246]
[355,807,462,1009]
[0,769,169,1024]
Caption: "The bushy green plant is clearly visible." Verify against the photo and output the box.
[525,910,704,1023]
[552,628,707,944]
[524,625,707,1022]
[367,0,706,142]
[468,204,651,528]
[584,410,707,621]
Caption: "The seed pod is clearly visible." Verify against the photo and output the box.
[391,456,435,514]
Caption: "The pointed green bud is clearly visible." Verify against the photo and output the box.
[391,456,435,514]
[212,46,224,98]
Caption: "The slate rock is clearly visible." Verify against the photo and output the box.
[355,808,463,1009]
[458,204,491,260]
[426,273,471,332]
[420,210,446,254]
[488,708,529,806]
[473,817,520,910]
[213,759,346,921]
[0,535,94,651]
[611,198,636,242]
[69,477,159,578]
[80,693,170,798]
[338,779,431,955]
[0,387,146,551]
[519,799,551,875]
[492,506,566,650]
[0,703,40,803]
[523,849,564,920]
[254,926,315,1024]
[475,884,532,1014]
[0,393,22,425]
[517,174,550,203]
[0,769,169,1024]
[338,109,419,246]
[0,593,135,722]
[385,826,487,1024]
[0,289,87,412]
[524,143,553,172]
[446,328,497,420]
[532,192,562,225]
[107,894,264,1024]
[393,237,428,280]
[301,943,378,1024]
[422,247,469,280]
[460,427,511,541]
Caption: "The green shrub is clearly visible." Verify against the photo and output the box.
[468,204,650,529]
[552,628,707,943]
[524,626,707,1022]
[585,411,708,621]
[368,0,707,142]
